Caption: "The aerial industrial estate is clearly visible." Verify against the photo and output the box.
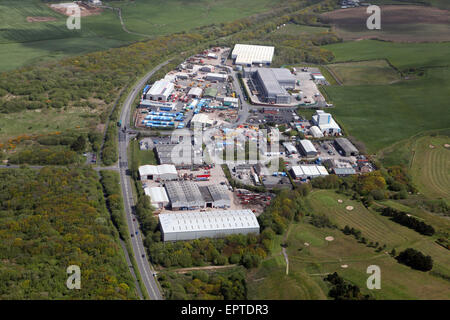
[133,44,374,241]
[0,0,448,305]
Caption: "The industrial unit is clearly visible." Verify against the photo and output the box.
[245,68,295,104]
[146,79,174,101]
[311,110,341,135]
[159,209,260,241]
[188,87,203,98]
[334,138,359,156]
[298,139,318,157]
[310,126,324,138]
[165,181,205,210]
[232,44,275,66]
[138,164,178,181]
[191,113,214,128]
[283,142,298,154]
[206,73,228,82]
[144,187,170,209]
[155,144,203,166]
[164,181,230,210]
[290,165,329,180]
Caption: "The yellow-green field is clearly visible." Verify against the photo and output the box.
[410,135,450,203]
[327,60,401,85]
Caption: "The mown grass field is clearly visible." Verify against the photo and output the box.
[323,40,450,69]
[327,60,401,85]
[248,190,450,300]
[410,135,450,202]
[119,0,285,36]
[320,40,450,153]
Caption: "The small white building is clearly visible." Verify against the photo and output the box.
[206,73,227,82]
[283,142,298,154]
[298,139,318,157]
[144,187,169,209]
[188,87,203,99]
[191,113,214,128]
[207,53,218,59]
[311,110,341,135]
[146,79,174,101]
[139,164,178,181]
[310,126,324,138]
[290,165,328,180]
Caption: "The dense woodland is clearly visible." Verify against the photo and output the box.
[0,168,137,299]
[159,269,247,300]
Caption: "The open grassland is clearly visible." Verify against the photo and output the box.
[248,190,450,300]
[321,5,450,42]
[327,60,401,85]
[0,0,290,71]
[323,67,450,153]
[118,0,286,36]
[323,40,450,70]
[410,135,450,202]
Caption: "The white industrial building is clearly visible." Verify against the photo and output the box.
[191,113,214,128]
[144,187,169,209]
[139,164,178,181]
[290,165,328,180]
[298,139,318,157]
[206,73,228,82]
[283,142,298,154]
[310,126,324,138]
[311,110,341,135]
[188,87,203,98]
[159,209,260,241]
[232,44,275,66]
[146,79,174,101]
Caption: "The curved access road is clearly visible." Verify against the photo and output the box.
[118,60,170,300]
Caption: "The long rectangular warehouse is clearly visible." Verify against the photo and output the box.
[232,44,274,66]
[159,209,260,241]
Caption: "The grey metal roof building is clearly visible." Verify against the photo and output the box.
[249,68,296,104]
[333,167,356,176]
[298,139,318,157]
[159,209,260,241]
[165,181,205,210]
[334,138,359,156]
[155,144,203,166]
[206,184,231,208]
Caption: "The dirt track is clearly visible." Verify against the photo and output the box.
[26,16,58,23]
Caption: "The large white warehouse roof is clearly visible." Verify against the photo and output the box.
[159,209,259,234]
[232,44,275,65]
[139,164,177,177]
[148,79,174,97]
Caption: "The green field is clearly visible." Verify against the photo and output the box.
[0,0,288,72]
[320,40,450,153]
[410,135,450,202]
[328,60,401,85]
[323,40,450,70]
[248,190,450,300]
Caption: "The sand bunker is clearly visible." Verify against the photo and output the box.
[346,206,354,211]
[325,236,334,241]
[341,264,348,268]
[429,144,435,149]
[444,144,450,148]
[338,199,343,203]
[27,16,58,23]
[304,242,310,247]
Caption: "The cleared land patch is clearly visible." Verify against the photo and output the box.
[328,60,401,85]
[321,5,450,42]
